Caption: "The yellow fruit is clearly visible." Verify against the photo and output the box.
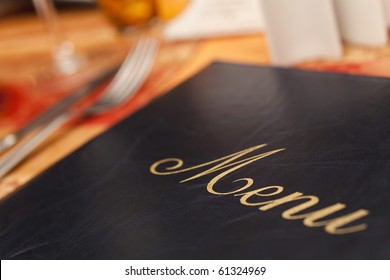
[98,0,188,26]
[155,0,189,20]
[121,0,155,25]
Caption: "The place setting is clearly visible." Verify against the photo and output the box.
[0,0,197,194]
[1,0,390,275]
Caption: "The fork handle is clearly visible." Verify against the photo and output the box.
[0,112,74,179]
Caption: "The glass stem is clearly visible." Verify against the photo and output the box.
[32,0,83,74]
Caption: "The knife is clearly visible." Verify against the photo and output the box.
[0,65,119,153]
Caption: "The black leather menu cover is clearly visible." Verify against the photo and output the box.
[1,62,390,259]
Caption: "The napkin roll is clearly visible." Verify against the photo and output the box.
[334,0,388,47]
[379,0,390,27]
[260,0,390,65]
[260,0,342,66]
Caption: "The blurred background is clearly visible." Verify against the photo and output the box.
[2,0,390,196]
[0,0,94,15]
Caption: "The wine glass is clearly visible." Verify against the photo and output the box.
[30,0,192,91]
[32,0,85,75]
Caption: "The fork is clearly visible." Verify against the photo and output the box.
[0,35,159,179]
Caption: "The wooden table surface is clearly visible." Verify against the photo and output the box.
[1,6,390,200]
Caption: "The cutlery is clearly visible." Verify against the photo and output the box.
[0,67,118,153]
[0,35,159,179]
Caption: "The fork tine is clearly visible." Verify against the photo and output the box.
[116,37,159,102]
[95,37,152,106]
[111,37,159,104]
[90,36,159,112]
[101,36,149,95]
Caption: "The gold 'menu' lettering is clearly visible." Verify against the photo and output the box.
[288,203,369,234]
[150,144,285,195]
[258,192,319,213]
[150,144,269,176]
[150,144,370,235]
[235,186,285,206]
[253,193,368,234]
[219,178,255,195]
[204,148,285,195]
[324,209,369,234]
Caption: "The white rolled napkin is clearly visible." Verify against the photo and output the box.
[334,0,388,47]
[164,0,264,41]
[383,0,390,27]
[260,0,342,66]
